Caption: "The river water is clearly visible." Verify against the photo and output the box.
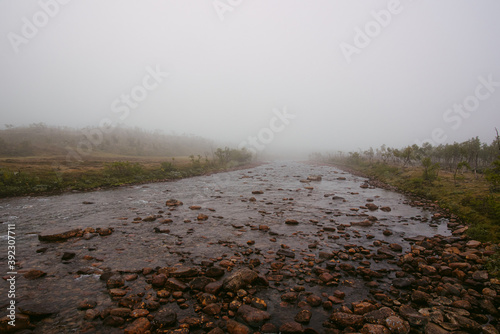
[0,161,450,333]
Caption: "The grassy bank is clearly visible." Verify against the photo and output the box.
[319,158,500,276]
[0,149,254,198]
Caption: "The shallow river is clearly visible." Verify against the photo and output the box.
[0,161,450,333]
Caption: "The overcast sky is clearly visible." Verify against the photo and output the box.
[1,0,499,155]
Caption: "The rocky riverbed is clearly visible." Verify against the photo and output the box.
[0,161,498,333]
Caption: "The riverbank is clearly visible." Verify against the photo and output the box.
[0,155,260,198]
[314,159,500,278]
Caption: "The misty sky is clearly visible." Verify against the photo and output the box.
[1,0,499,154]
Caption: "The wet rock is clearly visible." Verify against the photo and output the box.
[237,304,271,327]
[84,309,99,320]
[124,317,151,334]
[206,266,225,278]
[97,227,113,236]
[103,315,125,327]
[190,276,215,290]
[389,243,403,252]
[285,219,299,225]
[197,213,209,221]
[363,307,396,325]
[277,248,296,258]
[281,292,298,302]
[360,324,391,334]
[107,276,125,288]
[205,281,223,294]
[366,203,379,211]
[399,305,428,326]
[383,229,393,236]
[412,290,431,304]
[262,323,279,333]
[380,206,392,212]
[353,301,377,315]
[226,319,251,334]
[329,312,363,328]
[152,308,177,329]
[351,220,374,227]
[166,199,183,207]
[38,228,82,242]
[208,328,225,334]
[307,175,322,181]
[77,299,97,310]
[392,278,414,289]
[154,227,170,233]
[131,309,149,318]
[189,205,201,210]
[471,270,488,282]
[24,269,46,280]
[62,251,76,261]
[223,268,258,292]
[294,309,312,323]
[424,323,449,334]
[385,315,410,334]
[279,321,304,333]
[165,278,189,291]
[203,303,222,315]
[307,294,322,307]
[170,266,200,278]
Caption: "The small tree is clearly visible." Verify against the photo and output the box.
[453,161,470,186]
[421,157,440,182]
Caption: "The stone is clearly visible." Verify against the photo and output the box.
[206,266,225,277]
[360,324,391,334]
[0,314,32,333]
[166,199,183,206]
[294,309,312,323]
[203,303,222,315]
[18,302,58,317]
[353,301,377,315]
[399,305,428,326]
[285,219,299,225]
[197,213,209,221]
[279,321,304,333]
[223,268,258,292]
[385,316,410,334]
[152,274,167,288]
[24,269,46,280]
[424,323,449,334]
[277,248,296,258]
[366,203,379,211]
[103,315,125,327]
[151,308,177,329]
[190,276,215,291]
[226,319,251,334]
[307,294,322,307]
[237,304,271,327]
[329,312,363,328]
[124,317,151,334]
[77,299,97,310]
[165,278,189,291]
[170,266,199,278]
[38,228,82,242]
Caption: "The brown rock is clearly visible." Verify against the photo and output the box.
[38,228,82,242]
[306,294,322,307]
[165,278,188,291]
[124,317,151,334]
[360,324,391,334]
[279,321,304,333]
[294,309,312,323]
[23,269,46,280]
[385,315,410,334]
[353,301,377,315]
[166,199,183,207]
[237,304,271,327]
[424,323,449,334]
[226,319,251,334]
[223,268,258,292]
[329,312,363,328]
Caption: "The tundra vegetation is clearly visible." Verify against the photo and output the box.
[312,134,500,276]
[0,124,252,197]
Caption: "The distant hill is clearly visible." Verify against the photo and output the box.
[0,124,215,157]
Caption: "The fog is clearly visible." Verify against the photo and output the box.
[1,0,499,156]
